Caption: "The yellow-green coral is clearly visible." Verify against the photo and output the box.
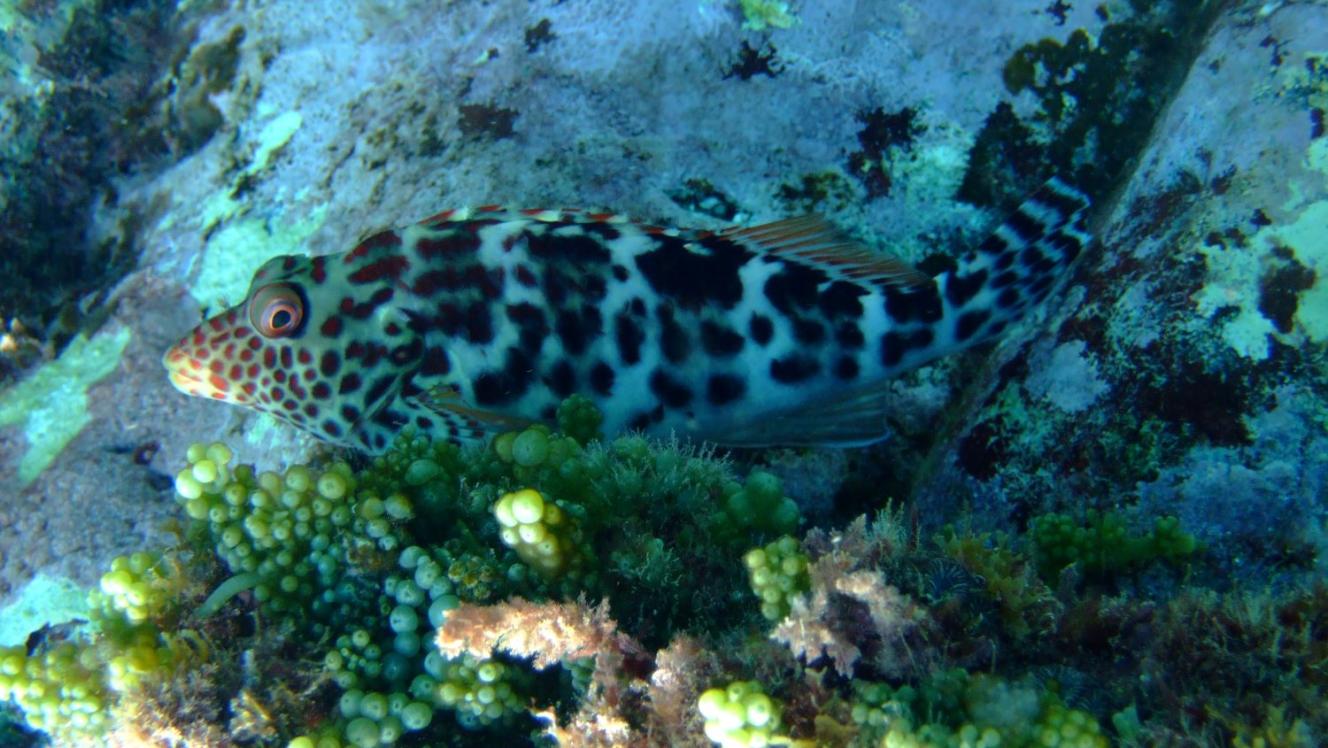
[494,487,585,579]
[744,535,810,621]
[0,642,110,742]
[697,681,793,748]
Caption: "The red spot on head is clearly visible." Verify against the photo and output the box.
[588,212,615,221]
[239,349,254,363]
[247,336,262,350]
[297,350,312,365]
[345,230,403,262]
[321,316,344,337]
[477,204,502,212]
[348,255,410,285]
[229,365,243,380]
[209,360,225,374]
[208,317,226,331]
[208,374,229,392]
[235,326,252,339]
[192,331,205,346]
[311,256,327,284]
[247,364,260,378]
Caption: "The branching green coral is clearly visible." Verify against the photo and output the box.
[1030,510,1197,580]
[854,670,1107,748]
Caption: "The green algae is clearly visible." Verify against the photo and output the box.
[0,326,131,486]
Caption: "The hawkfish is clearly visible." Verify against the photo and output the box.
[164,179,1090,453]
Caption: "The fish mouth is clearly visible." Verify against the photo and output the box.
[163,345,228,400]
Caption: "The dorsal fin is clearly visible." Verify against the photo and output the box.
[722,215,933,290]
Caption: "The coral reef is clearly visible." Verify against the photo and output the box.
[0,1,1324,748]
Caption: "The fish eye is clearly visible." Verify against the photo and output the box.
[249,283,305,338]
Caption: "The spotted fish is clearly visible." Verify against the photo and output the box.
[164,179,1090,453]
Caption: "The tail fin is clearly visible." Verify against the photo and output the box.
[934,177,1092,351]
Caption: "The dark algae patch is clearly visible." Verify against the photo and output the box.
[846,106,924,198]
[962,0,1225,206]
[0,0,191,340]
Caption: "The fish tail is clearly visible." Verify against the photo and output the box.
[933,177,1092,352]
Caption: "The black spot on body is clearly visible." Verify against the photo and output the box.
[706,374,746,405]
[649,368,693,407]
[590,362,615,394]
[615,312,645,365]
[548,359,576,396]
[764,262,826,315]
[364,374,396,407]
[1049,232,1083,262]
[634,236,750,310]
[955,309,991,342]
[556,309,590,355]
[341,404,360,423]
[978,234,1008,255]
[542,267,569,306]
[749,314,774,345]
[1020,246,1046,269]
[612,264,629,282]
[528,230,613,265]
[818,280,866,318]
[658,306,691,363]
[421,346,451,376]
[319,351,341,377]
[323,420,343,438]
[792,318,825,344]
[945,269,988,307]
[834,357,859,379]
[473,348,535,405]
[465,302,494,343]
[700,320,744,356]
[339,372,362,394]
[835,322,865,348]
[884,287,943,324]
[507,302,549,354]
[880,329,935,367]
[1006,209,1045,242]
[770,354,821,383]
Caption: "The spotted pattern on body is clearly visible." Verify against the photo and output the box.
[165,181,1090,452]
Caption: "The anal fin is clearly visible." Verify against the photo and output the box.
[412,385,536,445]
[706,383,895,449]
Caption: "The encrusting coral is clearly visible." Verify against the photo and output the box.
[1,397,1322,747]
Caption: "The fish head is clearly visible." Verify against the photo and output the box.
[164,252,418,444]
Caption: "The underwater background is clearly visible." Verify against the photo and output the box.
[0,0,1324,746]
